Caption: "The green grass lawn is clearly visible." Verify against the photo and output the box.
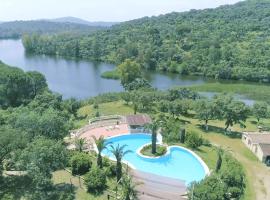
[75,101,134,127]
[187,82,270,101]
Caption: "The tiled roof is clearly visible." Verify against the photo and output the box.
[259,144,270,156]
[125,114,152,126]
[244,133,270,144]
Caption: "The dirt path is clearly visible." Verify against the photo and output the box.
[235,153,270,200]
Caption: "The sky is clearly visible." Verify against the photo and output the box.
[0,0,242,22]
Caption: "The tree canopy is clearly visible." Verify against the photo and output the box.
[23,0,270,83]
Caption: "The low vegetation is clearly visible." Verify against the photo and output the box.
[101,69,120,79]
[140,144,167,157]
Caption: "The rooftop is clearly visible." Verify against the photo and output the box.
[243,132,270,144]
[259,143,270,156]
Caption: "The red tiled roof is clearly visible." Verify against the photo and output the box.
[125,114,152,126]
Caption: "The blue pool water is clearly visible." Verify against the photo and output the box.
[102,134,207,184]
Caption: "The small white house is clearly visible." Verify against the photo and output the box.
[242,132,270,166]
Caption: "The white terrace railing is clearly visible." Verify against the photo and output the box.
[71,115,125,138]
[88,115,124,124]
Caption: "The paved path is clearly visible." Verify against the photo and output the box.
[131,170,187,200]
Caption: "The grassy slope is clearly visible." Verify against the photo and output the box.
[75,101,134,127]
[68,100,270,200]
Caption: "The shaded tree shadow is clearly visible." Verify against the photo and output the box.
[250,120,258,125]
[196,124,242,139]
[54,183,76,200]
[0,175,33,199]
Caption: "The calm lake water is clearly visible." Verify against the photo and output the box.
[0,39,206,99]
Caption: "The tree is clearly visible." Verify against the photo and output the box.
[121,175,139,200]
[0,127,27,175]
[223,101,250,131]
[253,102,268,122]
[213,94,250,131]
[145,121,160,154]
[84,167,107,193]
[220,155,246,199]
[110,144,131,182]
[75,138,87,152]
[70,153,92,175]
[188,175,227,200]
[196,100,216,131]
[186,131,203,149]
[19,137,67,178]
[27,71,47,96]
[215,147,224,173]
[118,59,142,89]
[179,128,186,143]
[124,78,151,91]
[121,92,132,105]
[92,136,110,169]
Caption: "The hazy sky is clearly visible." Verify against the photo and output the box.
[0,0,242,22]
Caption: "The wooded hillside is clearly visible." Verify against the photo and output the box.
[23,0,270,83]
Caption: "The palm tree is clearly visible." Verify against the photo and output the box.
[145,121,160,154]
[110,144,132,182]
[121,175,139,200]
[75,138,86,152]
[92,135,110,168]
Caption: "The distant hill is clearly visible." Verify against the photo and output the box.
[0,20,106,39]
[47,17,118,27]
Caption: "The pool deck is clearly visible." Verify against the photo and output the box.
[72,116,189,199]
[79,123,129,141]
[131,170,187,200]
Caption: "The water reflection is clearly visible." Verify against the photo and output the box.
[0,39,207,99]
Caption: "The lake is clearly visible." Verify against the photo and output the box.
[0,39,257,106]
[0,39,206,99]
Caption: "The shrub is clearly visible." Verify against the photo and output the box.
[102,157,117,177]
[101,69,120,80]
[84,167,107,193]
[95,111,100,117]
[93,103,99,109]
[70,153,92,175]
[141,144,167,157]
[179,128,186,143]
[186,131,203,149]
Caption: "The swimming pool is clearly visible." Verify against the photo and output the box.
[102,134,209,184]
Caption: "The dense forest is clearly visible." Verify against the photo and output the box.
[0,21,106,39]
[23,0,270,83]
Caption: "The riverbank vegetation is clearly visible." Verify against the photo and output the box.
[23,0,270,83]
[187,82,270,102]
[101,69,120,79]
